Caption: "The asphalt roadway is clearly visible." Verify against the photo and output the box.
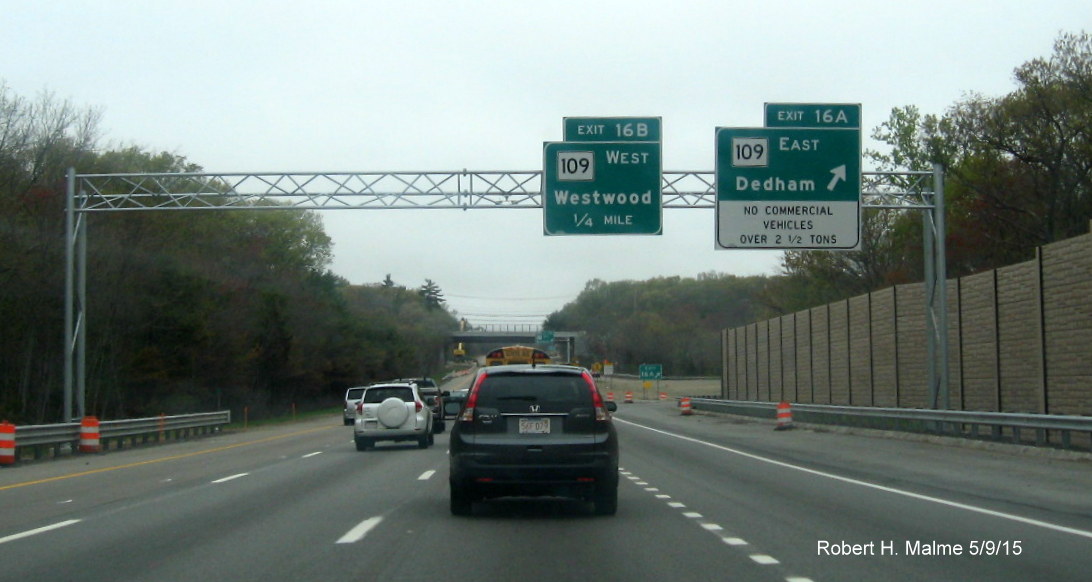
[1,380,1089,581]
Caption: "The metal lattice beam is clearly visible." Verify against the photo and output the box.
[73,170,935,212]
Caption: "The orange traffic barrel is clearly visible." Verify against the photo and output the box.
[680,397,693,416]
[624,391,634,403]
[0,421,15,465]
[775,401,794,430]
[79,416,101,453]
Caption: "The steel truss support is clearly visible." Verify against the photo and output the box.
[64,167,946,419]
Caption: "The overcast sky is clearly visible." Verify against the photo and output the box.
[3,1,1089,326]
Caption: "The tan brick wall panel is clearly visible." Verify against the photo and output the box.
[770,317,784,402]
[959,271,1000,411]
[829,301,851,405]
[896,284,928,408]
[757,321,769,401]
[996,260,1042,413]
[811,305,831,404]
[849,295,873,406]
[870,288,898,406]
[781,314,798,402]
[796,310,813,403]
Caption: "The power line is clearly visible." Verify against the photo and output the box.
[445,292,575,302]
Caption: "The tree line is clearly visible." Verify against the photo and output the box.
[0,84,456,423]
[544,274,772,376]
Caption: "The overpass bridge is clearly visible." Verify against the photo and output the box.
[449,325,585,362]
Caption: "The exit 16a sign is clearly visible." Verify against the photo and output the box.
[765,103,861,129]
[639,363,662,380]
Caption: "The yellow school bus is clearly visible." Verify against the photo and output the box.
[484,345,551,366]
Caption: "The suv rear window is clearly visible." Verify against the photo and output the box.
[363,386,414,403]
[475,373,591,413]
[346,387,366,400]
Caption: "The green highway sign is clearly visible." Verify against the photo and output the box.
[639,363,662,380]
[564,116,662,142]
[765,103,861,129]
[536,330,555,343]
[543,140,662,235]
[715,126,861,250]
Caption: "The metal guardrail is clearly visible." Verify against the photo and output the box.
[11,411,232,461]
[689,398,1092,451]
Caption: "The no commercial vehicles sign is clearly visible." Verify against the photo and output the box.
[715,126,860,250]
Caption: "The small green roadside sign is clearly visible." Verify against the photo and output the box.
[639,363,663,380]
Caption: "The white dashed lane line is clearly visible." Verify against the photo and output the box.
[0,520,82,545]
[337,516,384,544]
[619,467,814,582]
[211,473,248,484]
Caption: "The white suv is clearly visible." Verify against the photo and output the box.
[343,386,367,425]
[353,382,434,451]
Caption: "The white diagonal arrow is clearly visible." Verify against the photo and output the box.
[827,165,846,191]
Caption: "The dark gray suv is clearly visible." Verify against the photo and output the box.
[448,364,619,516]
[395,377,445,433]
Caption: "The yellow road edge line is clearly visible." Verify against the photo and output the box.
[0,425,336,492]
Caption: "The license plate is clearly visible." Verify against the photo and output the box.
[519,417,550,434]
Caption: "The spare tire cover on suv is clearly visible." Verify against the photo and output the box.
[378,396,410,428]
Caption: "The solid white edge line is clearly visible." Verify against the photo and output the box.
[211,473,249,484]
[615,417,1092,540]
[337,516,383,544]
[0,519,81,545]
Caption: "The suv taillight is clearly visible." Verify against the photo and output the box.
[584,371,609,421]
[459,374,487,422]
[356,402,363,414]
[415,400,423,413]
